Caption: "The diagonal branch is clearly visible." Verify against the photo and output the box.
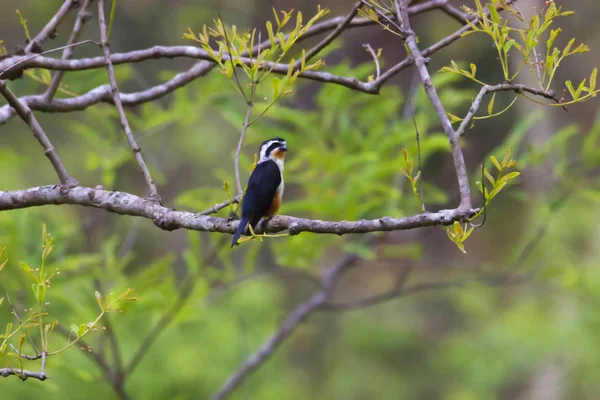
[125,240,223,376]
[395,0,471,209]
[211,292,327,400]
[25,0,77,53]
[97,0,160,202]
[45,0,95,100]
[0,80,78,186]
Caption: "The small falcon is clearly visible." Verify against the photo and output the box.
[231,138,287,247]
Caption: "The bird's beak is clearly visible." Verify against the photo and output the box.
[280,145,288,152]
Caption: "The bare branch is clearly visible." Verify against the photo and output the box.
[199,194,241,216]
[211,292,326,400]
[456,83,559,138]
[0,61,215,124]
[25,0,77,53]
[363,44,381,79]
[0,367,47,381]
[97,0,160,202]
[0,185,478,235]
[45,0,95,100]
[0,0,519,125]
[235,103,253,196]
[0,80,78,186]
[395,0,471,209]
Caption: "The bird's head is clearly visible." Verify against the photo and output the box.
[258,138,287,164]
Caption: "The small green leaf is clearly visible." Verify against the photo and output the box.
[565,80,577,100]
[95,291,104,311]
[70,324,79,337]
[78,324,87,338]
[590,68,597,92]
[490,156,502,171]
[487,92,496,115]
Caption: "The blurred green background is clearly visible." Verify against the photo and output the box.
[1,0,600,399]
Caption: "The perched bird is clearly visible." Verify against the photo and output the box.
[231,138,287,247]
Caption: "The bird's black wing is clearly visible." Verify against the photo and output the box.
[241,160,282,228]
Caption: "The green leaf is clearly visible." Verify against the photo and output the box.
[488,4,500,24]
[35,283,46,305]
[70,324,79,337]
[487,92,496,115]
[490,156,502,171]
[20,262,38,283]
[575,79,587,99]
[565,80,577,100]
[78,324,88,338]
[95,291,104,311]
[590,68,597,93]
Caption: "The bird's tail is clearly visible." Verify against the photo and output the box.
[231,216,250,248]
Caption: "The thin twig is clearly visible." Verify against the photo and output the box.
[455,83,559,138]
[199,195,242,216]
[235,103,253,196]
[25,0,76,53]
[363,44,381,79]
[0,80,78,186]
[4,292,39,355]
[97,0,160,202]
[294,1,363,69]
[0,40,99,80]
[45,0,95,100]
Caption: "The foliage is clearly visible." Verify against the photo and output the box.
[441,0,599,126]
[0,225,137,378]
[1,1,600,399]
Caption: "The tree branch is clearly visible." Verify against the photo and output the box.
[0,1,518,125]
[456,83,559,138]
[395,0,471,209]
[0,80,78,186]
[0,185,478,235]
[0,61,215,124]
[45,0,95,100]
[0,367,47,381]
[211,292,327,400]
[25,0,77,53]
[97,0,160,202]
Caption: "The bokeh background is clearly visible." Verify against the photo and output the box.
[1,0,600,399]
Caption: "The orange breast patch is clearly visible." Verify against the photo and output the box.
[267,191,282,216]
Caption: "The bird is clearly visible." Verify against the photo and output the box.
[231,138,287,247]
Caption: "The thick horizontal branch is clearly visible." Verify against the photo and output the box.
[0,185,478,235]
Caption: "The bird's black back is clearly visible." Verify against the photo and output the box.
[241,160,282,228]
